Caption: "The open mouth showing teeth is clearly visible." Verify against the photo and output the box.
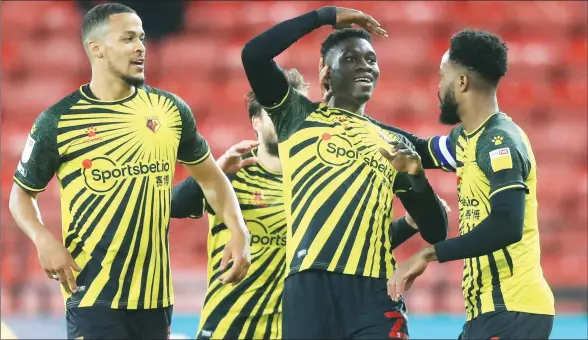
[354,78,372,84]
[131,61,144,66]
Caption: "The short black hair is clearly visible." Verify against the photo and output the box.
[246,69,309,120]
[82,3,136,47]
[448,28,508,86]
[320,28,372,59]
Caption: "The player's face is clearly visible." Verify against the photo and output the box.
[253,109,279,156]
[438,51,461,125]
[102,13,146,87]
[329,38,379,104]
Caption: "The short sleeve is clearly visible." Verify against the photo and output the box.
[174,95,211,165]
[264,86,319,142]
[13,111,61,192]
[426,126,461,172]
[476,129,530,198]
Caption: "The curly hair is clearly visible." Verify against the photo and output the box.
[448,28,508,85]
[246,68,309,119]
[320,28,372,59]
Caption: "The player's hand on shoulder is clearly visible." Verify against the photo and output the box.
[219,227,251,286]
[217,140,260,174]
[378,133,423,175]
[34,229,81,294]
[330,7,388,37]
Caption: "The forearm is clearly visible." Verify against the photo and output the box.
[397,173,448,244]
[390,217,418,250]
[241,7,336,107]
[170,177,206,219]
[9,184,49,244]
[430,189,525,262]
[184,158,247,233]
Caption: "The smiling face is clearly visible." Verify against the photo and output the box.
[87,12,146,87]
[327,37,380,105]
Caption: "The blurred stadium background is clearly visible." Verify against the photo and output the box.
[1,1,586,338]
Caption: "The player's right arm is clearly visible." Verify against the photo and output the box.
[241,6,386,141]
[9,110,80,294]
[372,119,459,172]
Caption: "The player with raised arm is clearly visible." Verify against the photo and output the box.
[385,29,555,339]
[8,3,250,339]
[241,6,449,339]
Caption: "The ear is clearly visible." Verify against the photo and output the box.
[459,74,469,93]
[88,40,104,59]
[251,116,262,132]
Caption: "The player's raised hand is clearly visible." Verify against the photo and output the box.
[34,229,81,294]
[387,251,429,301]
[332,7,388,37]
[219,228,251,285]
[378,133,423,175]
[405,196,451,229]
[217,140,260,174]
[319,58,333,104]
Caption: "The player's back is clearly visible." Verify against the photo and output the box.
[197,150,286,339]
[448,112,554,319]
[14,84,210,310]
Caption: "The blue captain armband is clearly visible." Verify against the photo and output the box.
[427,135,457,172]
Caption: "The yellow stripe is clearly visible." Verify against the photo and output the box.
[489,184,526,199]
[13,177,46,192]
[427,138,441,167]
[261,87,290,110]
[178,148,211,165]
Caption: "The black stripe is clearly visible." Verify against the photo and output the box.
[221,250,283,338]
[67,107,133,115]
[239,169,282,185]
[465,258,476,316]
[211,223,227,237]
[289,166,349,270]
[257,210,283,221]
[264,274,283,339]
[211,245,224,259]
[119,178,149,306]
[291,165,329,214]
[116,138,142,162]
[138,206,155,306]
[502,248,514,276]
[299,121,338,129]
[164,190,172,304]
[243,258,286,339]
[70,180,129,305]
[61,169,81,189]
[68,188,87,212]
[289,136,318,158]
[124,142,143,164]
[488,253,506,311]
[96,177,145,305]
[292,156,317,181]
[65,193,100,249]
[313,165,369,269]
[355,177,382,276]
[474,257,484,314]
[61,136,120,163]
[378,192,393,277]
[231,177,275,192]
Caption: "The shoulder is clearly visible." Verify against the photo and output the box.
[36,90,80,128]
[478,114,527,151]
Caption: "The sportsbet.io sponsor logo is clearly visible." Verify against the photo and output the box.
[247,220,286,249]
[316,133,394,178]
[82,157,171,193]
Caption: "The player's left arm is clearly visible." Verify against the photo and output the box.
[421,130,529,263]
[383,136,449,245]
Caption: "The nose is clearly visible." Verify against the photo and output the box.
[356,58,373,72]
[136,39,146,54]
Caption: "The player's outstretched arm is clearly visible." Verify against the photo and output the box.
[183,156,251,285]
[171,140,259,219]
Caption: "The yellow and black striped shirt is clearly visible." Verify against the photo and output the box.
[14,84,210,309]
[427,113,554,320]
[172,150,285,339]
[265,86,415,280]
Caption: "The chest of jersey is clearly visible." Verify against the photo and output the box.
[455,135,491,233]
[292,110,401,186]
[57,100,182,194]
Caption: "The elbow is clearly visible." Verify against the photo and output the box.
[241,42,256,65]
[422,226,448,244]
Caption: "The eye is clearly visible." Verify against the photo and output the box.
[367,58,377,65]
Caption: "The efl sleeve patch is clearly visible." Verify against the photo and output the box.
[489,147,513,172]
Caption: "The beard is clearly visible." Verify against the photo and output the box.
[107,59,145,87]
[438,90,461,125]
[264,136,280,157]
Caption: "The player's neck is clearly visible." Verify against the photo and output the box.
[256,144,282,173]
[89,73,135,101]
[329,97,366,116]
[461,94,499,134]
